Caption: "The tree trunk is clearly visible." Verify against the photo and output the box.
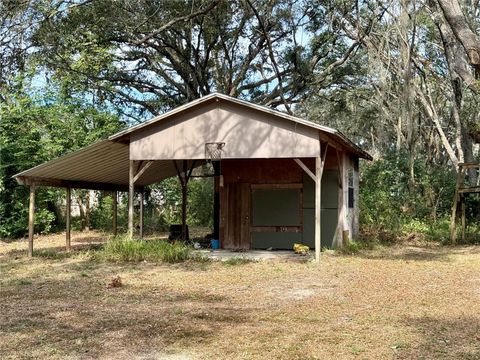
[85,190,91,232]
[437,0,480,74]
[75,191,86,231]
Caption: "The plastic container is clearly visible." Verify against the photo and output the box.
[211,239,220,250]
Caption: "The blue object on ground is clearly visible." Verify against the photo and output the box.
[211,239,220,249]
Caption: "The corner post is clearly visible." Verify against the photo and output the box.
[315,152,322,263]
[28,185,36,257]
[213,161,220,240]
[461,196,466,242]
[112,191,117,237]
[66,186,71,251]
[139,190,144,239]
[181,160,188,241]
[128,160,134,239]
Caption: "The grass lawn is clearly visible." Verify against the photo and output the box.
[1,232,479,359]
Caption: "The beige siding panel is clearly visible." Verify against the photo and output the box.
[130,101,321,160]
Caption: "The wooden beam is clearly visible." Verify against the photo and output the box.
[320,143,328,175]
[112,191,117,236]
[133,160,154,183]
[250,226,302,233]
[251,183,303,189]
[139,191,144,239]
[28,185,35,257]
[173,160,185,186]
[458,162,480,169]
[17,176,129,192]
[128,160,134,239]
[294,158,316,182]
[66,186,71,251]
[458,186,480,194]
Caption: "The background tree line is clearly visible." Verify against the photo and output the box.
[0,0,479,241]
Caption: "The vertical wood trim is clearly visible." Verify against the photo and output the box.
[342,153,349,237]
[128,160,134,239]
[335,150,345,247]
[353,158,360,239]
[139,191,144,239]
[66,186,71,251]
[112,191,117,236]
[28,185,35,257]
[315,154,322,263]
[219,183,228,248]
[241,183,251,249]
[213,161,220,240]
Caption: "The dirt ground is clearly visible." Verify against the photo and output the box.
[1,232,479,359]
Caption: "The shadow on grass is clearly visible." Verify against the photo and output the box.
[332,242,464,262]
[398,315,480,359]
[358,247,452,262]
[0,274,249,359]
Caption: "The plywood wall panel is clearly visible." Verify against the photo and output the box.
[130,101,321,160]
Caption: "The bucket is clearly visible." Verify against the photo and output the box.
[211,239,220,250]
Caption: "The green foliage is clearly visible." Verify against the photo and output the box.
[0,88,124,238]
[360,151,456,238]
[97,237,192,263]
[151,177,213,228]
[340,241,361,254]
[188,178,214,227]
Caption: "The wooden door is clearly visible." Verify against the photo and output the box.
[221,183,251,250]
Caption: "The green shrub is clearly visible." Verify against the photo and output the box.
[360,151,456,240]
[339,241,361,254]
[98,237,192,263]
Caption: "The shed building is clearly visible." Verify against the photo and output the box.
[14,93,371,261]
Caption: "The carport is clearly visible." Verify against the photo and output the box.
[14,93,371,262]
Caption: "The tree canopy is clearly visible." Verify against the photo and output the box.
[0,0,479,240]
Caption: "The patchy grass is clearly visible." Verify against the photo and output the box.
[1,231,480,359]
[96,237,192,263]
[222,256,255,266]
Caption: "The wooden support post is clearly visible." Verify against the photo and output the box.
[315,154,322,263]
[139,191,144,239]
[112,191,117,237]
[28,185,35,257]
[294,158,316,182]
[450,166,464,243]
[213,161,220,240]
[181,160,188,241]
[128,160,134,239]
[66,186,71,251]
[174,160,196,242]
[461,196,466,242]
[342,153,349,245]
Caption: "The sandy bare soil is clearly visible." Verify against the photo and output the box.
[1,232,479,359]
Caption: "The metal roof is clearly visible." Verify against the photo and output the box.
[14,93,371,190]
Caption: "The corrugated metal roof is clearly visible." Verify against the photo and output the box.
[14,93,371,190]
[14,140,193,190]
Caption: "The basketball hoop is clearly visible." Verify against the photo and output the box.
[205,142,225,163]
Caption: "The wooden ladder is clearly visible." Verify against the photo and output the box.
[450,163,480,243]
